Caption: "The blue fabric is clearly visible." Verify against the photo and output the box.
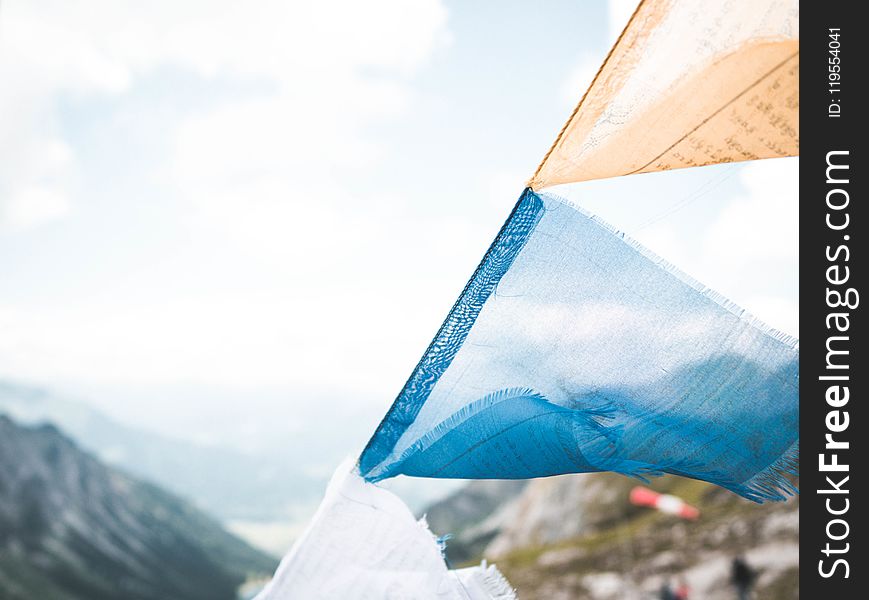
[360,189,799,502]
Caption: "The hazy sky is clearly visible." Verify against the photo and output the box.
[0,1,796,446]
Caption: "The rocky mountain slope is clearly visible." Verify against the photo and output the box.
[0,381,465,556]
[425,473,798,599]
[422,480,526,563]
[0,415,277,600]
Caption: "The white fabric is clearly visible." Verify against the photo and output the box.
[256,460,515,600]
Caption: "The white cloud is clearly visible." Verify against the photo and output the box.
[481,169,530,212]
[155,1,448,270]
[0,277,450,395]
[504,299,732,361]
[703,159,799,262]
[637,158,799,337]
[554,158,798,340]
[0,0,454,391]
[3,185,71,231]
[0,134,74,230]
[742,295,798,338]
[2,1,448,82]
[559,0,638,112]
[1,4,130,231]
[1,0,449,238]
[560,55,599,109]
[607,0,640,46]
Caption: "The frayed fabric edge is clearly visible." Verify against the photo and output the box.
[359,190,545,478]
[730,439,800,503]
[451,560,518,600]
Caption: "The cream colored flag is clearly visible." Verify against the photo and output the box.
[529,0,798,189]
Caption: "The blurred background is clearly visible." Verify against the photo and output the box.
[1,1,797,598]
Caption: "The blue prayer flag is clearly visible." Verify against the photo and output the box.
[360,189,798,502]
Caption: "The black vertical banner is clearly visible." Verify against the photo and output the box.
[801,1,865,596]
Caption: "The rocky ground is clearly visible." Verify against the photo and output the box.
[425,473,798,599]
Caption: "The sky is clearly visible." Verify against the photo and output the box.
[0,1,797,452]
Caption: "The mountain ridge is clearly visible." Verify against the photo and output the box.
[0,414,277,600]
[0,380,325,524]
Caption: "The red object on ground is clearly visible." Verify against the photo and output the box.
[630,486,700,520]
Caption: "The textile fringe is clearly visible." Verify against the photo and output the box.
[734,439,800,503]
[477,562,517,600]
